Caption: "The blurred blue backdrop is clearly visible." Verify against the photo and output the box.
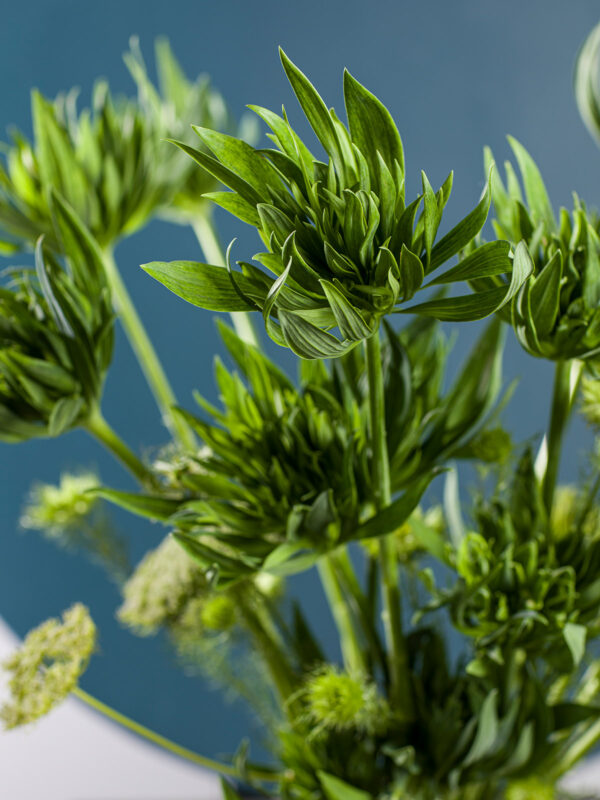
[1,0,599,765]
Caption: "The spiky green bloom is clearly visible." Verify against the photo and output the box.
[0,196,113,442]
[124,37,257,222]
[1,604,96,728]
[21,472,98,533]
[303,667,390,737]
[143,51,530,359]
[103,317,505,584]
[427,451,600,670]
[484,138,600,362]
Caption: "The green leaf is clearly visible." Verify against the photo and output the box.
[463,690,499,767]
[507,136,555,231]
[352,475,431,541]
[399,244,424,301]
[405,240,533,321]
[427,241,511,286]
[428,171,493,272]
[343,68,404,183]
[48,395,84,436]
[320,280,373,340]
[279,49,345,179]
[564,622,586,667]
[529,251,562,336]
[202,191,261,226]
[318,771,372,800]
[220,778,243,800]
[142,261,260,311]
[92,489,180,521]
[279,310,354,359]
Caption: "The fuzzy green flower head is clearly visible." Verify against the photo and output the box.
[1,604,96,729]
[180,593,237,634]
[0,197,114,442]
[484,138,600,362]
[143,50,528,359]
[303,666,390,737]
[21,473,98,534]
[118,535,206,635]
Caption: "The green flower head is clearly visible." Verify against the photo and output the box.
[484,138,600,362]
[0,196,114,442]
[144,50,529,359]
[1,604,96,728]
[105,316,506,586]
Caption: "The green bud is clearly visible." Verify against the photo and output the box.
[1,604,96,728]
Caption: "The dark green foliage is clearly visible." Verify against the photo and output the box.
[0,194,113,441]
[144,52,528,358]
[102,318,505,585]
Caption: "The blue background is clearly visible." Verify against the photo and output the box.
[0,0,599,765]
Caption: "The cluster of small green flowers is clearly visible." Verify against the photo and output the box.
[1,604,96,728]
[302,666,391,738]
[118,535,208,634]
[20,473,98,535]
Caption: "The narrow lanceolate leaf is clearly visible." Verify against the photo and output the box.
[279,309,354,359]
[507,137,555,232]
[421,171,440,261]
[399,244,424,300]
[320,279,373,340]
[202,191,261,226]
[343,68,404,180]
[48,395,84,437]
[318,771,373,800]
[427,241,511,286]
[351,475,431,541]
[92,489,181,521]
[428,171,493,273]
[575,20,600,145]
[529,251,562,336]
[142,261,260,311]
[279,49,345,178]
[405,240,533,321]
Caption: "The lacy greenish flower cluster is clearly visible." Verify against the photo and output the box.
[1,604,96,728]
[6,24,600,800]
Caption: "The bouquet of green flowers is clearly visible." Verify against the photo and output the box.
[6,23,600,800]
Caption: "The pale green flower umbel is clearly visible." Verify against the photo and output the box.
[21,473,98,534]
[1,604,96,728]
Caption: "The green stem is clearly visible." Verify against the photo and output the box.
[364,332,413,718]
[73,688,278,783]
[235,591,297,708]
[191,215,259,347]
[318,553,366,674]
[101,246,196,451]
[542,360,583,515]
[85,406,155,488]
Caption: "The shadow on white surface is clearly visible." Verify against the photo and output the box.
[0,617,220,800]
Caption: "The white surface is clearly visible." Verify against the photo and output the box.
[0,617,220,800]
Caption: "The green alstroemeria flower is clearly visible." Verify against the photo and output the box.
[0,194,113,441]
[143,50,530,359]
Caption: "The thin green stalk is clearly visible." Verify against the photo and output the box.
[318,553,366,674]
[235,590,297,708]
[191,215,259,347]
[542,359,583,515]
[85,406,155,488]
[73,687,278,783]
[101,246,196,451]
[364,331,414,718]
